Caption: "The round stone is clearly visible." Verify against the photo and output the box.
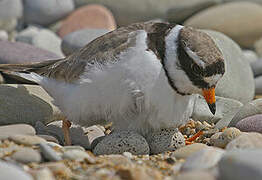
[9,135,46,146]
[23,0,74,26]
[185,2,262,48]
[219,149,262,180]
[229,99,262,127]
[0,41,59,64]
[0,124,36,140]
[0,160,33,180]
[0,85,61,126]
[173,143,208,159]
[146,128,185,154]
[176,171,216,180]
[226,132,262,150]
[181,147,225,172]
[58,4,116,37]
[236,114,262,133]
[0,30,8,41]
[212,127,241,148]
[93,131,150,155]
[63,149,95,163]
[39,143,62,162]
[11,148,41,163]
[15,26,64,58]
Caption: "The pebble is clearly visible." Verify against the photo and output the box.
[0,142,21,158]
[0,0,22,32]
[31,168,55,180]
[226,132,262,150]
[0,85,61,125]
[15,26,64,58]
[61,28,109,55]
[173,143,208,159]
[243,50,259,63]
[37,135,59,144]
[0,30,8,41]
[0,124,36,140]
[235,114,262,133]
[185,2,262,48]
[39,143,62,162]
[146,128,185,154]
[0,160,33,180]
[166,0,221,23]
[63,149,96,163]
[229,99,262,127]
[175,171,216,180]
[9,135,46,146]
[46,142,63,149]
[255,76,262,94]
[0,41,59,64]
[58,4,116,37]
[181,147,225,172]
[93,131,150,155]
[11,147,41,163]
[23,0,74,26]
[63,145,85,152]
[123,152,133,159]
[255,37,262,57]
[212,127,241,148]
[250,59,262,77]
[218,149,262,180]
[38,162,72,178]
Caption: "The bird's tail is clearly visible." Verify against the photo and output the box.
[0,59,62,84]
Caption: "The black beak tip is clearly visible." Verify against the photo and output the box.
[208,103,216,115]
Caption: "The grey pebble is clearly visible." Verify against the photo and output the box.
[173,143,208,159]
[63,149,95,163]
[15,26,64,58]
[39,143,62,162]
[181,147,225,172]
[226,132,262,150]
[11,147,41,163]
[146,128,185,154]
[0,30,8,41]
[37,135,59,144]
[0,160,33,180]
[175,171,216,180]
[0,124,36,140]
[218,149,262,180]
[32,168,55,180]
[63,145,85,152]
[9,134,46,146]
[93,130,150,155]
[229,99,262,127]
[212,127,241,148]
[235,114,262,133]
[23,0,74,26]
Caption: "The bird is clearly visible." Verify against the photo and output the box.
[0,21,225,145]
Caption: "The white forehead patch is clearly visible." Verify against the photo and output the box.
[185,47,206,68]
[204,74,222,86]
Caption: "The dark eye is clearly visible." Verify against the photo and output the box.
[192,63,201,74]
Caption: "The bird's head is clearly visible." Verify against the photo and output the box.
[164,25,225,115]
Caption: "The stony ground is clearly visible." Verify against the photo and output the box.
[1,119,257,180]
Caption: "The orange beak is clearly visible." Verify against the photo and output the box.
[202,87,216,115]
